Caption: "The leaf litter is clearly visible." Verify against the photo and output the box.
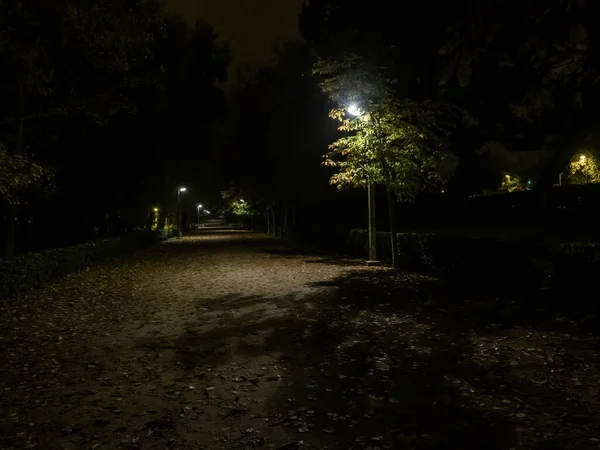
[0,234,599,449]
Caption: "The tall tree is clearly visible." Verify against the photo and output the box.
[0,1,231,255]
[0,0,167,256]
[315,55,468,266]
[438,0,600,206]
[301,0,475,264]
[225,41,334,238]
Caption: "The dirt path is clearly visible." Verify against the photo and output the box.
[1,230,599,450]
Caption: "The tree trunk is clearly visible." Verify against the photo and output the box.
[271,207,277,236]
[367,182,377,261]
[266,208,271,234]
[4,84,26,258]
[387,188,398,268]
[282,201,288,240]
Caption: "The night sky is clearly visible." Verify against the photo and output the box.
[165,0,304,84]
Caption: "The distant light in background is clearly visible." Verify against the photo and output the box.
[580,155,587,161]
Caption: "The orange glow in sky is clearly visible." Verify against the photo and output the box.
[165,0,304,85]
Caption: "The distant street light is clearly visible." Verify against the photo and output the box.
[177,187,186,238]
[197,204,203,224]
[346,103,377,264]
[153,207,158,212]
[580,155,587,162]
[240,199,245,203]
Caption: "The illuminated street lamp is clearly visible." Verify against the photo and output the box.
[177,187,186,238]
[197,204,203,224]
[347,103,364,117]
[580,155,587,162]
[347,103,378,265]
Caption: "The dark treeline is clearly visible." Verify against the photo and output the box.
[1,0,230,256]
[2,0,600,256]
[221,0,600,247]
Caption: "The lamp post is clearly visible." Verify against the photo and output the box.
[197,204,203,225]
[152,208,159,230]
[579,155,589,183]
[177,187,186,238]
[347,103,378,264]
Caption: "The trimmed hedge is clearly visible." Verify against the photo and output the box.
[348,229,540,289]
[349,229,600,293]
[0,229,175,299]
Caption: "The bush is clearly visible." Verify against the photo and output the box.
[550,242,600,297]
[348,229,539,290]
[0,229,173,299]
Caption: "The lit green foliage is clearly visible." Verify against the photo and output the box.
[0,143,52,202]
[568,153,600,184]
[500,174,525,193]
[315,55,467,201]
[229,199,255,216]
[220,187,257,216]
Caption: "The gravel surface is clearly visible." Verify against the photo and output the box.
[1,230,599,450]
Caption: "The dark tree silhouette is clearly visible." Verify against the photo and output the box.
[0,2,231,256]
[438,0,600,206]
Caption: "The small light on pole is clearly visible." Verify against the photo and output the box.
[197,204,203,224]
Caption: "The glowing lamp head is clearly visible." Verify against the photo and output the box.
[580,155,587,161]
[179,187,187,192]
[346,103,364,117]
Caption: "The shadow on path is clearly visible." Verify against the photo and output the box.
[162,257,600,449]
